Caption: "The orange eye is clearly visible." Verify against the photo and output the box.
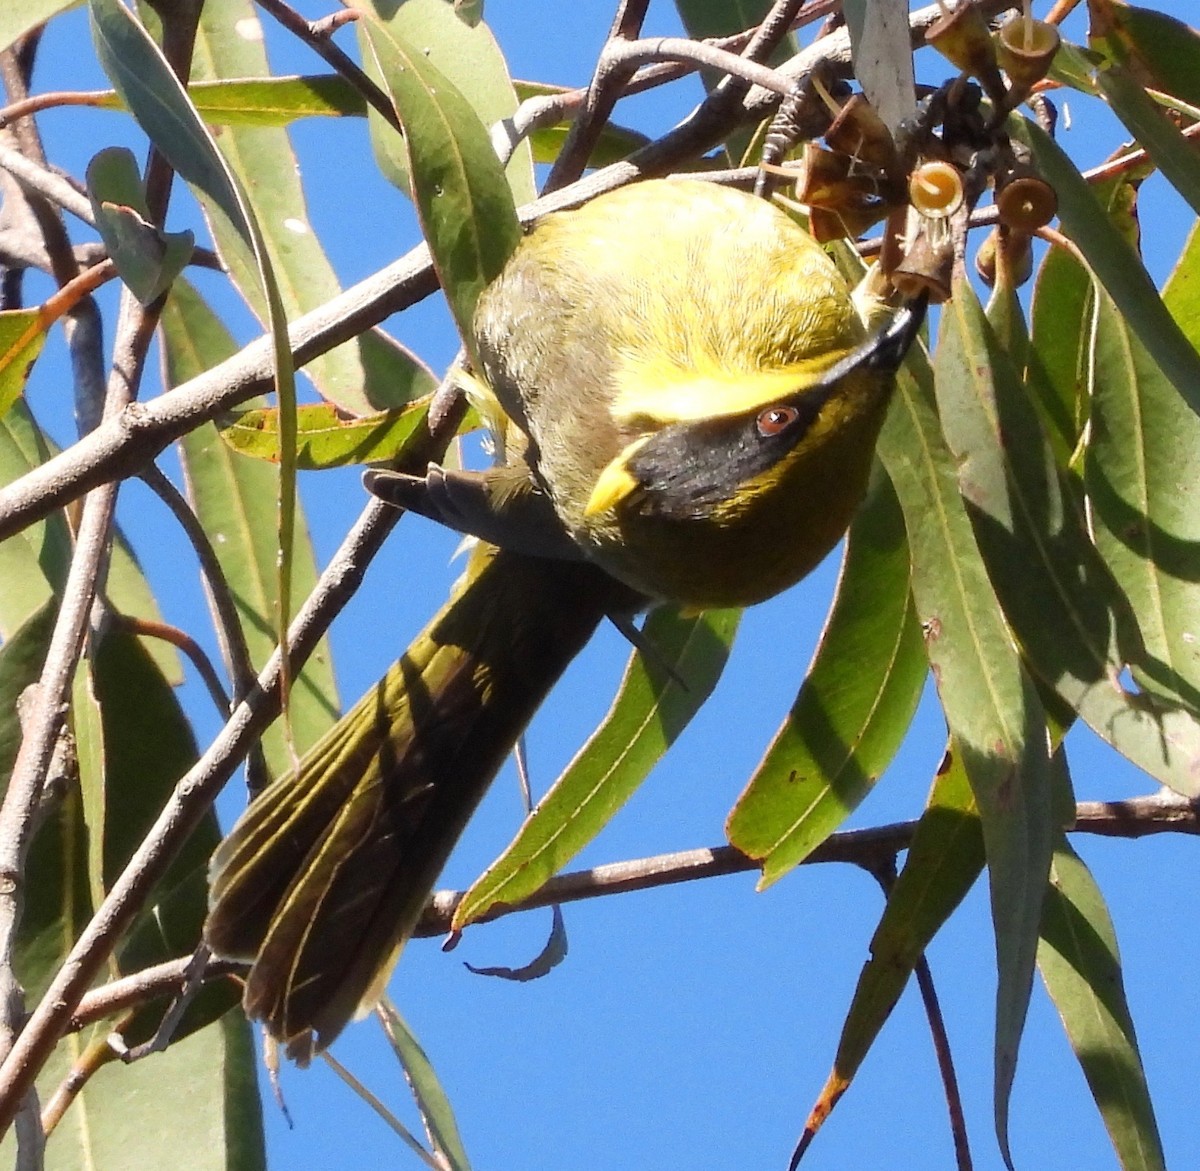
[757,405,799,437]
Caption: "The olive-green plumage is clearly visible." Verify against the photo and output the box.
[205,178,921,1060]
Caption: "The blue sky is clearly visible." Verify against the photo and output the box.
[21,2,1200,1168]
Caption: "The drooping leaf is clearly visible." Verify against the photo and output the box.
[93,73,371,125]
[0,401,64,636]
[1011,115,1200,421]
[0,400,180,680]
[842,0,916,131]
[878,339,1054,1166]
[0,603,91,1003]
[453,606,740,929]
[1028,235,1094,464]
[378,998,472,1171]
[1087,282,1200,730]
[90,0,299,678]
[23,1013,265,1171]
[727,465,925,885]
[1093,65,1200,221]
[1088,0,1200,106]
[1039,835,1166,1171]
[803,749,983,1143]
[0,309,46,419]
[941,276,1200,795]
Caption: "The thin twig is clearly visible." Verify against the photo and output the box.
[39,1026,124,1136]
[113,945,213,1062]
[914,959,973,1171]
[0,245,440,541]
[113,614,231,716]
[741,0,808,65]
[254,0,400,131]
[140,465,258,707]
[864,858,972,1171]
[0,294,158,1057]
[320,1050,442,1171]
[57,788,1200,1041]
[67,956,241,1033]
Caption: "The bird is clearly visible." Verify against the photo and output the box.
[204,177,925,1062]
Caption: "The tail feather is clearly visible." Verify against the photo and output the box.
[206,546,635,1060]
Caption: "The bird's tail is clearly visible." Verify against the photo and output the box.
[205,545,630,1062]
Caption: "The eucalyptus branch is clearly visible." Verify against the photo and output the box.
[66,956,240,1033]
[0,246,440,541]
[415,793,1200,937]
[39,1029,123,1137]
[0,142,95,230]
[915,959,973,1171]
[544,0,651,192]
[0,391,471,1134]
[741,0,808,65]
[57,790,1199,1044]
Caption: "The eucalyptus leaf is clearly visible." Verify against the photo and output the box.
[878,340,1054,1166]
[454,606,740,928]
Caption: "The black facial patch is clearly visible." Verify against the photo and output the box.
[623,386,829,520]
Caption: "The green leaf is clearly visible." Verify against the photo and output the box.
[95,73,371,125]
[942,278,1200,795]
[821,750,983,1108]
[82,625,240,1042]
[1089,2,1200,107]
[218,399,434,468]
[1087,282,1200,735]
[190,0,435,414]
[727,465,925,884]
[163,279,340,774]
[360,13,522,360]
[360,0,534,205]
[0,308,46,419]
[86,146,193,305]
[1039,836,1166,1171]
[22,1014,265,1171]
[842,0,916,130]
[453,606,741,929]
[90,0,298,672]
[877,340,1054,1166]
[1094,65,1200,222]
[0,604,92,1002]
[1011,115,1200,421]
[1028,236,1093,463]
[378,998,472,1171]
[0,400,180,681]
[0,402,64,636]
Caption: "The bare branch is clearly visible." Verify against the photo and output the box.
[415,794,1200,938]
